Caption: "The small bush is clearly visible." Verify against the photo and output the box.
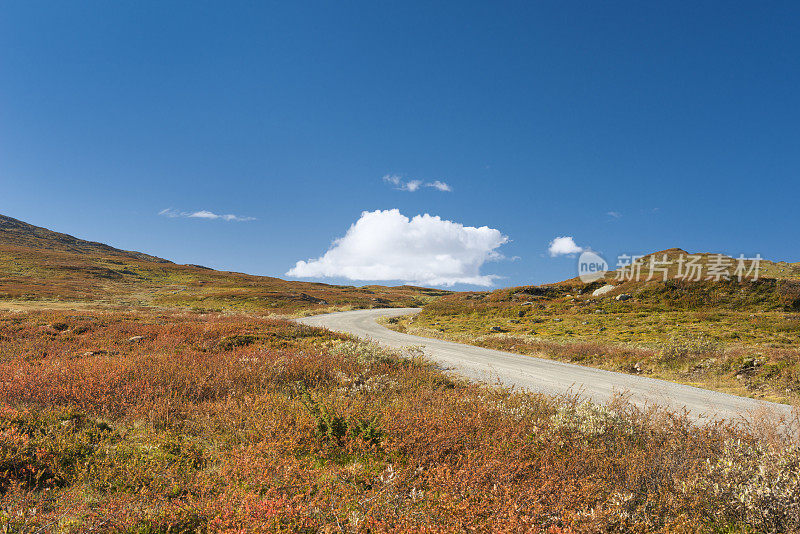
[661,335,721,361]
[298,386,384,448]
[217,334,258,351]
[0,409,113,494]
[701,439,800,531]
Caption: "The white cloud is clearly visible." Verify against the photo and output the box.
[382,174,452,192]
[158,208,184,218]
[382,174,401,186]
[287,209,508,287]
[187,210,220,219]
[607,211,622,219]
[548,236,584,257]
[427,180,452,192]
[159,208,255,222]
[403,179,422,192]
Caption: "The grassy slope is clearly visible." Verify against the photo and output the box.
[0,214,448,314]
[387,249,800,403]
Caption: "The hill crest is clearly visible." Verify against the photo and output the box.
[0,214,170,264]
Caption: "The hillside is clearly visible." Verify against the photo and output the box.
[0,215,171,263]
[515,247,800,312]
[385,249,800,403]
[0,214,448,313]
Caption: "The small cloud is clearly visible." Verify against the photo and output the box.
[187,210,220,219]
[158,208,181,218]
[159,208,255,222]
[403,179,423,192]
[382,174,452,192]
[427,180,452,192]
[383,175,400,186]
[607,211,622,219]
[287,209,507,287]
[548,236,584,257]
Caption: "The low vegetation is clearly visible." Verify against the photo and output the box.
[384,259,800,403]
[0,214,447,314]
[2,217,799,531]
[0,309,798,532]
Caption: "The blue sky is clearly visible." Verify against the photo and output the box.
[1,1,798,288]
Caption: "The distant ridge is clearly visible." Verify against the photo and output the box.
[0,214,171,264]
[0,213,443,311]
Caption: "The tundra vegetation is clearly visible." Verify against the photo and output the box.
[0,310,798,532]
[385,250,800,404]
[0,215,447,315]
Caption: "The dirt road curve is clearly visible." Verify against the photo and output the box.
[297,308,794,424]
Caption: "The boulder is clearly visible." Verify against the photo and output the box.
[592,284,616,297]
[616,294,632,301]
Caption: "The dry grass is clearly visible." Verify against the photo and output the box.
[0,309,798,532]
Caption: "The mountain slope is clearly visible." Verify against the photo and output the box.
[0,214,170,263]
[0,214,448,312]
